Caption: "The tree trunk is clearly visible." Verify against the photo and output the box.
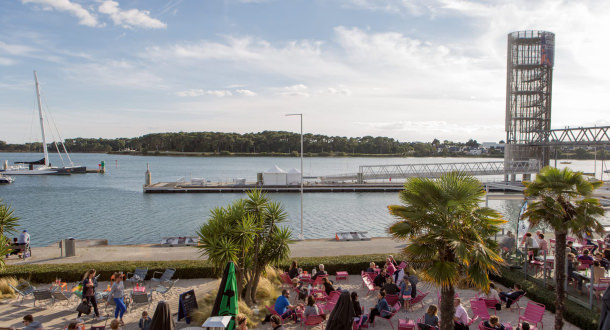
[554,231,567,330]
[250,269,261,304]
[439,285,456,330]
[244,270,253,306]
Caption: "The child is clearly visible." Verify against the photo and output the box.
[139,311,151,330]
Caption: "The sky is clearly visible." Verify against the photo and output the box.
[1,0,610,144]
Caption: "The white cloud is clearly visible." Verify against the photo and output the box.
[280,84,310,97]
[176,89,235,97]
[98,0,167,29]
[325,85,352,96]
[235,89,257,96]
[0,57,15,66]
[22,0,102,27]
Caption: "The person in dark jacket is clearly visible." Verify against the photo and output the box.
[368,291,391,324]
[382,277,400,295]
[373,269,388,288]
[288,260,299,279]
[499,283,525,308]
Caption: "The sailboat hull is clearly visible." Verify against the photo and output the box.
[0,168,59,175]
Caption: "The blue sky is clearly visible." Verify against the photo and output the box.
[1,0,610,144]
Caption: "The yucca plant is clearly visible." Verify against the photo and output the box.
[388,172,506,330]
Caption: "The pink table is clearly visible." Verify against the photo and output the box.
[133,286,146,293]
[336,271,348,281]
[398,319,415,330]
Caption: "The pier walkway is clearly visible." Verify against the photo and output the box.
[320,160,539,183]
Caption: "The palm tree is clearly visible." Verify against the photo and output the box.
[197,189,292,306]
[523,166,605,330]
[0,199,20,269]
[388,172,505,330]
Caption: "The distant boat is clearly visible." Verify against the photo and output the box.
[0,71,84,175]
[160,236,199,247]
[0,174,13,184]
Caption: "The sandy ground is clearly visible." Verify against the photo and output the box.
[4,237,405,266]
[0,275,581,329]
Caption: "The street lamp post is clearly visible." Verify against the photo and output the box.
[286,113,304,240]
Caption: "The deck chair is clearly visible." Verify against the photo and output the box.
[265,305,281,316]
[321,291,341,314]
[280,272,295,288]
[409,291,429,311]
[518,301,545,329]
[470,299,491,322]
[8,283,35,304]
[151,268,176,285]
[131,291,153,311]
[385,293,400,306]
[153,279,179,298]
[126,268,148,286]
[52,291,72,306]
[302,314,325,329]
[507,292,526,312]
[33,289,53,307]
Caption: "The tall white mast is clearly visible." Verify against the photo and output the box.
[34,71,49,167]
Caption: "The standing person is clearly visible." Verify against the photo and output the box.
[139,311,152,330]
[453,298,471,330]
[76,269,100,322]
[21,314,43,330]
[108,272,127,326]
[288,261,299,279]
[385,258,396,276]
[388,255,399,267]
[405,271,418,298]
[537,233,548,256]
[524,233,539,260]
[399,276,412,310]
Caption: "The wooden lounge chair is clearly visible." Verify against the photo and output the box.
[151,268,176,285]
[126,268,148,286]
[33,289,53,307]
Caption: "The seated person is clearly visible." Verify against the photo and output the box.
[499,231,515,256]
[274,289,299,320]
[484,315,505,330]
[304,296,325,319]
[270,315,285,330]
[584,231,598,253]
[585,260,606,291]
[7,237,20,257]
[322,277,336,296]
[519,321,531,330]
[499,283,525,308]
[311,264,327,281]
[537,233,548,256]
[423,304,439,328]
[351,292,366,323]
[22,314,43,330]
[567,241,578,255]
[292,278,308,300]
[288,260,299,279]
[578,249,594,262]
[480,283,502,310]
[568,253,585,292]
[453,298,471,330]
[594,252,610,270]
[373,269,389,288]
[383,276,400,295]
[366,262,376,273]
[368,291,391,323]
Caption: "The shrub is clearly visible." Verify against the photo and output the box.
[0,276,17,299]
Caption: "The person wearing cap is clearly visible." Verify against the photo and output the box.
[18,230,30,246]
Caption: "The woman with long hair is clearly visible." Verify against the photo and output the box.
[288,260,299,279]
[76,269,100,322]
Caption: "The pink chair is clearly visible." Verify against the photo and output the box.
[518,301,545,329]
[321,291,341,313]
[591,278,610,301]
[265,305,281,316]
[281,273,295,288]
[302,314,325,329]
[398,261,407,270]
[385,293,400,306]
[470,299,491,321]
[397,319,415,330]
[409,291,429,311]
[578,259,593,271]
[479,298,499,312]
[312,275,328,288]
[372,301,401,329]
[507,292,526,312]
[335,271,349,282]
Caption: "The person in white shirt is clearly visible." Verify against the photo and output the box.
[453,298,470,329]
[18,230,30,245]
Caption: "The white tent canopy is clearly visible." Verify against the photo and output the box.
[263,165,287,186]
[287,167,301,185]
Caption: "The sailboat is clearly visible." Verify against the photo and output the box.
[0,71,84,175]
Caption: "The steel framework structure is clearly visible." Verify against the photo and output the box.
[531,126,610,146]
[505,31,555,169]
[319,161,539,183]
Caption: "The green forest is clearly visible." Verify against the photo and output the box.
[0,131,495,157]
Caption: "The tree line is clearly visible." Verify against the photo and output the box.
[0,131,492,156]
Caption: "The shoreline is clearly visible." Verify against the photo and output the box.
[5,237,405,265]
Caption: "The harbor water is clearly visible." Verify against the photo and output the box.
[0,152,607,247]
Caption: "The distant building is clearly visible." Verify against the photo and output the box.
[481,142,505,151]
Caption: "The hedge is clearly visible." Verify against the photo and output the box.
[0,254,398,284]
[492,267,600,329]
